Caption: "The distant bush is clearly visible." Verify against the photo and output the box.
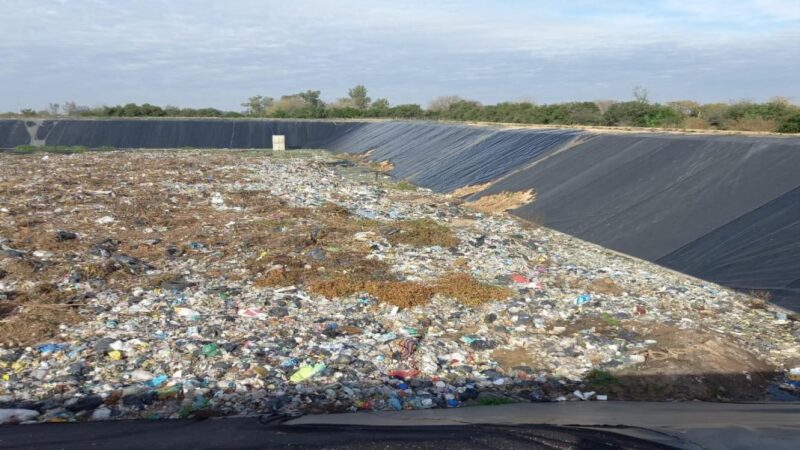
[387,104,425,118]
[680,117,712,130]
[7,89,799,133]
[727,117,778,132]
[777,113,800,133]
[603,101,683,127]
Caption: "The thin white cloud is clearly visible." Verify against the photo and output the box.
[0,0,797,110]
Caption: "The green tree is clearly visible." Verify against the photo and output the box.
[348,85,371,110]
[298,90,323,109]
[241,95,274,116]
[372,98,390,110]
[604,101,682,127]
[777,113,800,133]
[389,104,424,118]
[427,95,465,112]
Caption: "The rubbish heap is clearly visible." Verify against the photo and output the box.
[0,150,798,424]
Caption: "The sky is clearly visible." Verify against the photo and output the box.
[1,0,799,112]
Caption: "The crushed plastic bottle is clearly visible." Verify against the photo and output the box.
[290,363,327,383]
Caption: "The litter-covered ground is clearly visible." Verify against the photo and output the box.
[0,149,798,424]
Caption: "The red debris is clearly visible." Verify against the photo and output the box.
[387,369,420,379]
[511,273,528,283]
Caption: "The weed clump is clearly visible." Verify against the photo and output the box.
[308,276,434,308]
[254,266,305,288]
[12,145,91,154]
[434,273,514,306]
[388,218,459,247]
[586,369,621,388]
[476,396,516,406]
[309,272,511,309]
[394,181,417,191]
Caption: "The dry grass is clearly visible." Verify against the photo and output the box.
[465,190,535,214]
[309,276,434,308]
[433,273,514,306]
[728,117,778,132]
[309,272,512,308]
[0,283,83,346]
[450,182,492,198]
[588,277,625,296]
[681,117,713,130]
[746,289,773,309]
[388,218,459,247]
[371,160,395,172]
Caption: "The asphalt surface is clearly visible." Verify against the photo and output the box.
[289,401,800,450]
[1,402,797,449]
[0,420,680,449]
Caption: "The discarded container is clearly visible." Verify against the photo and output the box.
[290,363,326,383]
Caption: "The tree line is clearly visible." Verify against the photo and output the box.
[3,85,799,133]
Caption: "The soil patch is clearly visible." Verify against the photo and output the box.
[588,324,778,400]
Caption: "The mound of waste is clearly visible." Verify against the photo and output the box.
[0,150,798,424]
[2,119,799,307]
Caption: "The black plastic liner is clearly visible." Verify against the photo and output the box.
[658,185,800,299]
[0,119,366,149]
[0,120,34,147]
[327,121,582,192]
[474,133,800,307]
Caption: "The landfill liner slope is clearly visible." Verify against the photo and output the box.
[326,121,582,192]
[0,120,32,148]
[658,185,800,301]
[474,133,800,307]
[0,119,367,149]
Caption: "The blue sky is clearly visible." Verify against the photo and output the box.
[1,0,798,111]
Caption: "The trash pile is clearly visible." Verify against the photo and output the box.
[0,150,798,424]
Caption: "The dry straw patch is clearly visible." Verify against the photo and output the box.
[308,272,513,308]
[372,160,395,172]
[309,277,434,308]
[451,182,492,198]
[0,284,84,346]
[433,273,514,306]
[465,189,535,214]
[387,218,460,247]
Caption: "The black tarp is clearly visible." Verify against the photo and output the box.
[476,133,800,307]
[658,185,800,299]
[0,120,32,148]
[0,119,366,150]
[327,121,581,192]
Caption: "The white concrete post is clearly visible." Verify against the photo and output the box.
[272,135,286,151]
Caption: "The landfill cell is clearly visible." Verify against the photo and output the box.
[0,150,798,424]
[1,119,800,307]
